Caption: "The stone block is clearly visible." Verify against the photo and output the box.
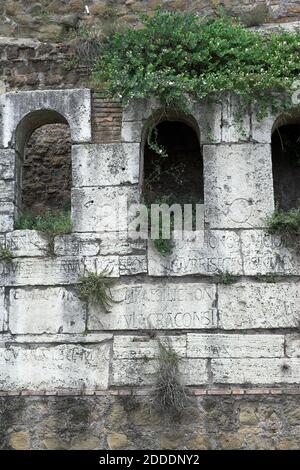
[6,230,49,257]
[0,203,14,232]
[0,342,111,391]
[1,88,91,148]
[203,143,274,228]
[0,179,14,201]
[0,148,15,179]
[113,335,187,359]
[119,255,147,275]
[219,282,300,329]
[148,230,242,276]
[88,281,217,330]
[241,230,300,275]
[0,256,119,286]
[72,143,140,187]
[221,94,251,142]
[0,287,7,332]
[112,358,208,386]
[211,358,300,384]
[54,234,100,257]
[121,121,144,143]
[187,333,284,358]
[285,335,300,357]
[8,287,86,334]
[72,185,138,233]
[251,105,276,143]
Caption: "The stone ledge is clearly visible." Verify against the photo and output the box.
[0,387,299,397]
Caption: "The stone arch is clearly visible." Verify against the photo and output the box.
[271,112,300,210]
[14,109,72,217]
[141,109,203,206]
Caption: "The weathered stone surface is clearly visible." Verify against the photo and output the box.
[148,230,242,276]
[121,120,144,143]
[0,256,119,286]
[187,334,284,358]
[9,431,30,450]
[72,185,138,233]
[251,105,275,143]
[212,358,300,384]
[204,144,274,228]
[113,335,187,359]
[0,287,7,331]
[107,432,130,450]
[112,358,208,386]
[219,282,300,329]
[0,148,15,179]
[285,335,300,357]
[241,230,300,275]
[221,94,251,143]
[6,230,49,257]
[8,287,86,334]
[0,203,14,232]
[1,89,91,147]
[54,234,100,257]
[88,282,217,330]
[1,333,112,344]
[0,343,111,391]
[119,255,147,275]
[72,143,140,187]
[0,179,14,201]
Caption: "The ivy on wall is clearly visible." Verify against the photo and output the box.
[89,10,300,114]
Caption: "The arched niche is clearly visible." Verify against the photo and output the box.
[272,113,300,210]
[14,109,72,218]
[141,109,203,207]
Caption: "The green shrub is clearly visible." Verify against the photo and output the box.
[91,10,300,113]
[267,207,300,245]
[16,209,72,236]
[78,271,117,313]
[0,247,13,263]
[150,339,190,422]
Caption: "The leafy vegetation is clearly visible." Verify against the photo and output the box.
[90,10,300,114]
[78,271,118,313]
[16,208,72,236]
[0,247,13,264]
[267,207,300,246]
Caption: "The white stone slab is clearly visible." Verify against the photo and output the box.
[0,333,112,344]
[212,358,300,384]
[8,287,86,334]
[285,335,300,358]
[72,185,138,233]
[88,282,217,330]
[0,203,14,232]
[0,256,119,286]
[0,287,7,332]
[72,143,140,187]
[148,230,242,276]
[0,148,15,179]
[204,143,274,228]
[219,282,300,330]
[112,358,208,386]
[54,234,100,257]
[221,94,251,142]
[241,230,300,275]
[0,180,14,201]
[187,333,284,358]
[121,121,144,143]
[0,343,111,391]
[119,255,147,275]
[6,230,49,257]
[113,335,187,359]
[1,88,91,147]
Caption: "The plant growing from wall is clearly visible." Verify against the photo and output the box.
[266,206,300,248]
[0,247,13,264]
[216,270,238,285]
[150,338,190,422]
[78,271,118,313]
[91,10,300,116]
[15,208,73,257]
